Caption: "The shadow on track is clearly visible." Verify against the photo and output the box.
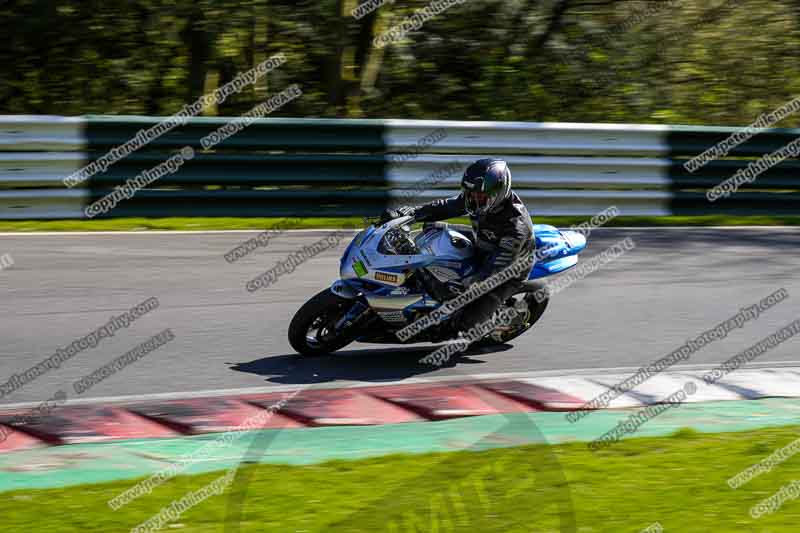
[222,339,577,533]
[228,343,515,385]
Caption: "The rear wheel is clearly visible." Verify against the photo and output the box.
[288,289,359,356]
[479,289,549,346]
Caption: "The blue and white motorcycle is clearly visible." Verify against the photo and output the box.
[288,216,587,356]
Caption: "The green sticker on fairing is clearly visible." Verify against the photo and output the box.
[353,259,368,277]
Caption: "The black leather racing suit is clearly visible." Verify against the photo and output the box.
[409,191,535,336]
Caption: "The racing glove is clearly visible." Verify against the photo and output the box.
[379,206,416,224]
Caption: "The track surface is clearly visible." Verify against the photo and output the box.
[0,228,798,405]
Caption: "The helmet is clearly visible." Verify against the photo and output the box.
[461,159,512,216]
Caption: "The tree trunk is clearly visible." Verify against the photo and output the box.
[251,0,270,100]
[184,5,212,104]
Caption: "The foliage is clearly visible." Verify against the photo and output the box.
[2,0,800,125]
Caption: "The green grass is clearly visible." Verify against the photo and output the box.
[5,425,800,532]
[0,215,798,232]
[0,217,366,232]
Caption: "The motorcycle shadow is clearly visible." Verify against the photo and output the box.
[229,343,514,385]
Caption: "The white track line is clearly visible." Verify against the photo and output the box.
[2,360,799,411]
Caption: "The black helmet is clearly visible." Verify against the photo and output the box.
[461,159,512,216]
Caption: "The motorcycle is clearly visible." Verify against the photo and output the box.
[288,216,587,356]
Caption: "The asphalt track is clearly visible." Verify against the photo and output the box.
[0,227,798,406]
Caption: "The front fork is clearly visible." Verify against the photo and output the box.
[332,300,370,333]
[329,280,379,340]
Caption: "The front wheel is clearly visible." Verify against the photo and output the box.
[288,289,359,356]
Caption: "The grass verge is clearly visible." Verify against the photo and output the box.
[3,425,800,532]
[0,215,799,232]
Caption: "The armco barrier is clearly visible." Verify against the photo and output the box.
[1,115,799,219]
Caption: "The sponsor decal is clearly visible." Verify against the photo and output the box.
[375,271,399,283]
[378,310,407,324]
[353,259,368,277]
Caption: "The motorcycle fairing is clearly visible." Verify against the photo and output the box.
[529,224,586,279]
[335,217,586,322]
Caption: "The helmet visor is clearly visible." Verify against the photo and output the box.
[465,190,492,214]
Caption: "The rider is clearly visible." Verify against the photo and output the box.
[380,158,535,339]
